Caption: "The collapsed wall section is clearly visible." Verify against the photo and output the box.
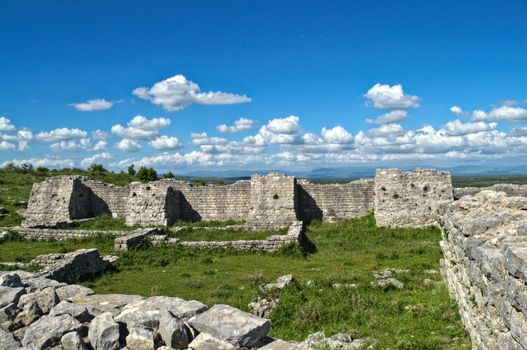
[249,173,298,227]
[374,168,453,228]
[454,184,527,200]
[23,176,93,227]
[297,179,374,221]
[159,179,251,221]
[440,191,527,350]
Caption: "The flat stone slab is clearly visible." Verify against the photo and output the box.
[189,304,270,347]
[0,286,26,308]
[70,293,144,316]
[22,313,82,349]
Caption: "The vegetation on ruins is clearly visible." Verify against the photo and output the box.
[167,227,287,241]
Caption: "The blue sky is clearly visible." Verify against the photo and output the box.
[1,1,527,174]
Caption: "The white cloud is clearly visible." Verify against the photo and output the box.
[471,106,527,122]
[321,126,353,144]
[366,123,406,137]
[0,117,16,131]
[91,140,108,151]
[2,157,75,169]
[450,106,464,115]
[190,132,228,146]
[16,129,33,151]
[366,110,408,125]
[510,127,527,137]
[69,99,115,111]
[133,74,251,112]
[149,135,183,150]
[0,141,15,150]
[443,119,497,136]
[115,139,141,152]
[216,118,256,133]
[50,138,91,152]
[257,115,303,145]
[36,128,88,142]
[92,130,108,140]
[365,83,419,109]
[80,152,113,167]
[111,115,171,140]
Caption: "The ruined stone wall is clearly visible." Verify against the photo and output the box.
[159,179,251,221]
[249,173,298,227]
[454,183,527,200]
[440,191,527,349]
[125,182,180,226]
[23,176,92,227]
[80,178,130,218]
[374,168,454,228]
[297,179,374,222]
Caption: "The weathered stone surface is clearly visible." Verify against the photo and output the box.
[14,299,42,327]
[50,301,93,323]
[70,294,143,316]
[189,304,270,347]
[61,331,88,350]
[159,309,190,349]
[55,285,94,302]
[1,273,24,288]
[125,327,155,350]
[115,296,206,330]
[32,249,108,284]
[18,287,59,314]
[0,302,19,323]
[259,339,304,350]
[0,328,21,349]
[374,168,453,228]
[0,286,26,308]
[23,276,65,292]
[187,332,236,350]
[88,312,121,350]
[22,314,82,349]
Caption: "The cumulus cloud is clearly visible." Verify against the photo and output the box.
[471,106,527,122]
[257,115,303,145]
[365,83,419,109]
[69,99,116,111]
[115,139,141,152]
[91,140,108,151]
[366,110,408,125]
[443,119,497,136]
[0,141,16,150]
[149,135,183,150]
[216,118,256,133]
[133,74,251,112]
[321,126,353,144]
[92,130,108,140]
[510,127,527,137]
[36,128,88,142]
[0,117,16,131]
[81,152,113,167]
[50,139,91,152]
[111,115,171,140]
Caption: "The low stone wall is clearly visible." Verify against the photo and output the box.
[177,221,304,252]
[454,183,527,200]
[5,227,134,240]
[297,179,374,222]
[440,190,527,349]
[114,228,164,251]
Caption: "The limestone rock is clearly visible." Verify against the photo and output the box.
[125,327,155,350]
[18,287,59,314]
[0,273,24,288]
[259,339,304,350]
[159,309,190,349]
[260,274,293,293]
[22,314,82,349]
[70,293,144,316]
[0,302,19,322]
[14,299,42,327]
[187,332,236,350]
[188,304,270,348]
[50,301,93,323]
[24,277,65,292]
[61,331,88,350]
[0,328,21,349]
[88,312,121,350]
[0,286,26,308]
[55,285,94,302]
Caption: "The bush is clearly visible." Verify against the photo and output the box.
[137,167,158,182]
[164,172,175,179]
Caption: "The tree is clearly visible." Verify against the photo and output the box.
[136,167,158,182]
[127,164,136,176]
[147,167,158,181]
[88,164,107,173]
[163,172,175,179]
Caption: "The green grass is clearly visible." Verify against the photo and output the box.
[171,219,245,228]
[452,175,527,188]
[79,214,469,349]
[59,215,136,231]
[0,233,115,263]
[168,227,286,241]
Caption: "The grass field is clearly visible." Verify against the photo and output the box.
[168,227,287,241]
[0,214,471,349]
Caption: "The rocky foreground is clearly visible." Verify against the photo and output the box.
[0,271,373,350]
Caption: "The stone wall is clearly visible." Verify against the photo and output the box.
[249,173,298,227]
[81,178,129,218]
[4,227,133,240]
[440,190,527,349]
[454,183,527,200]
[374,168,454,228]
[125,182,180,226]
[159,179,251,221]
[297,179,374,222]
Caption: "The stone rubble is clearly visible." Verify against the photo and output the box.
[249,275,293,318]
